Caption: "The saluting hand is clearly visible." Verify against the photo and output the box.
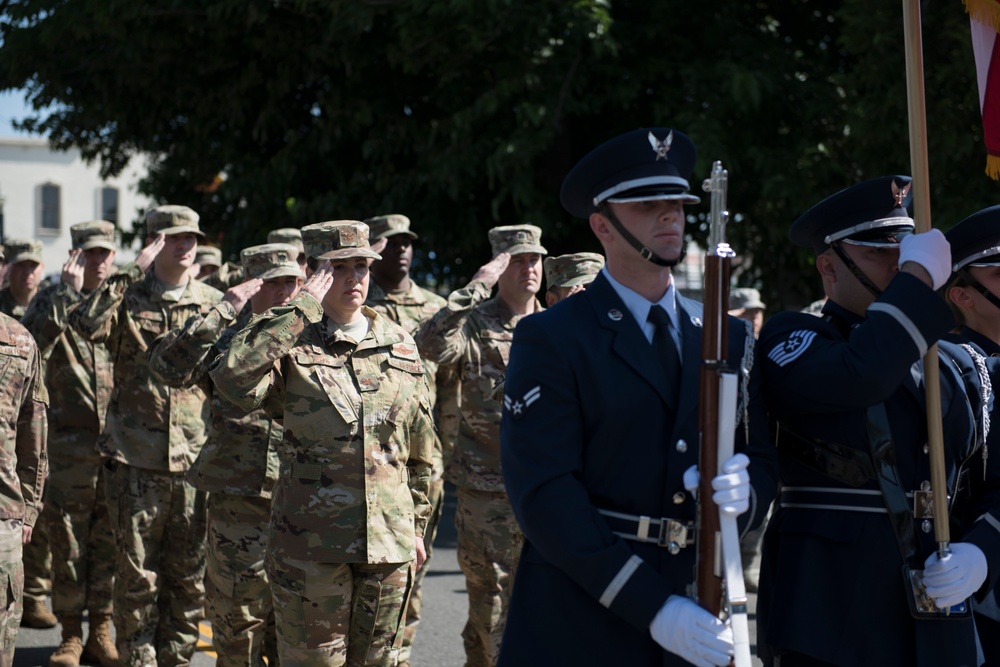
[300,260,334,303]
[222,278,263,313]
[471,252,510,289]
[136,233,166,273]
[61,248,86,293]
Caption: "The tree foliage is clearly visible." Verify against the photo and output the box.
[1,0,996,307]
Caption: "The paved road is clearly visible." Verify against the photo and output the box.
[14,486,762,666]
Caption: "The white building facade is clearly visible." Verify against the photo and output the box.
[0,137,150,272]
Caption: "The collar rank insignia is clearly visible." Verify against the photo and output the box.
[891,180,911,208]
[503,385,541,418]
[648,130,673,161]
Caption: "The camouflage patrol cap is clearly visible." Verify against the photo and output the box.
[544,252,605,288]
[267,227,305,253]
[145,205,206,238]
[488,224,547,257]
[729,287,765,311]
[195,246,223,267]
[4,238,43,265]
[363,214,418,241]
[241,243,302,280]
[301,221,382,261]
[70,221,116,251]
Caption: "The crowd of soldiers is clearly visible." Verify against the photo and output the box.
[2,122,1000,667]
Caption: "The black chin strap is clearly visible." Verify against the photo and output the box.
[602,207,686,268]
[961,269,1000,312]
[830,242,882,299]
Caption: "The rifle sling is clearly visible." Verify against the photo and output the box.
[867,402,919,564]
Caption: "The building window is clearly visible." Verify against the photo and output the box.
[39,183,60,233]
[101,186,119,226]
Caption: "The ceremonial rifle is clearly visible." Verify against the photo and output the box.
[696,161,752,666]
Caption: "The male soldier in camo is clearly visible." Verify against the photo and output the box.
[363,213,452,667]
[0,239,55,631]
[194,246,223,281]
[0,239,44,320]
[211,220,435,666]
[146,243,302,666]
[21,221,119,666]
[69,205,222,667]
[0,247,47,667]
[414,224,546,667]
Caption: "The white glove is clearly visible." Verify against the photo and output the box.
[683,454,751,517]
[898,228,951,290]
[922,543,988,609]
[650,595,733,667]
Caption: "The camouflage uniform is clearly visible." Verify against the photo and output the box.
[0,312,48,667]
[364,214,450,666]
[414,224,546,667]
[146,243,300,667]
[69,205,220,667]
[204,262,245,291]
[0,239,52,627]
[210,221,435,667]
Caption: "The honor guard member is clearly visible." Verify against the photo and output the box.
[497,127,777,667]
[0,300,47,667]
[942,206,1000,664]
[194,245,223,280]
[415,223,546,667]
[363,213,450,667]
[21,221,119,666]
[210,221,435,666]
[755,176,1000,667]
[542,251,604,306]
[0,239,44,320]
[69,205,222,667]
[147,243,302,666]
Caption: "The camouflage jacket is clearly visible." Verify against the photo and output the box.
[21,283,113,434]
[0,288,30,320]
[203,262,245,291]
[146,303,281,499]
[0,313,48,527]
[68,262,222,472]
[210,294,435,565]
[366,279,453,476]
[414,279,543,491]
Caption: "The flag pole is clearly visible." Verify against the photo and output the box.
[902,0,950,554]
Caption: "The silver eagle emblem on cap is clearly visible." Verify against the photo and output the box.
[648,131,673,161]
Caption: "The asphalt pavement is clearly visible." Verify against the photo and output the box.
[14,486,762,666]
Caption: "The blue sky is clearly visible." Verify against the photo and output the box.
[0,89,41,137]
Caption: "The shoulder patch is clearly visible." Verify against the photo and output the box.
[767,330,817,367]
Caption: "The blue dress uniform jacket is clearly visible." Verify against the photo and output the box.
[757,273,1000,667]
[498,272,778,666]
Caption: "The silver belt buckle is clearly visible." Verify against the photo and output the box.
[657,519,688,555]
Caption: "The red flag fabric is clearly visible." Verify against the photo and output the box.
[967,0,1000,179]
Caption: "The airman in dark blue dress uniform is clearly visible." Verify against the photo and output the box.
[944,206,1000,665]
[498,128,779,667]
[756,176,1000,667]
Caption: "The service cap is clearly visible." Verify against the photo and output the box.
[560,127,700,219]
[301,221,382,261]
[945,204,1000,273]
[789,175,914,255]
[544,252,604,288]
[241,243,302,280]
[70,221,116,251]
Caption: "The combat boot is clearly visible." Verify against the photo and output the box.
[21,597,58,628]
[82,612,119,667]
[49,615,84,667]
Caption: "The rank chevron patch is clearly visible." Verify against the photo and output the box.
[504,385,541,417]
[767,330,817,367]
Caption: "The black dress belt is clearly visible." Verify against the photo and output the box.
[775,422,876,487]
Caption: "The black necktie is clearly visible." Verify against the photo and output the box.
[648,305,681,398]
